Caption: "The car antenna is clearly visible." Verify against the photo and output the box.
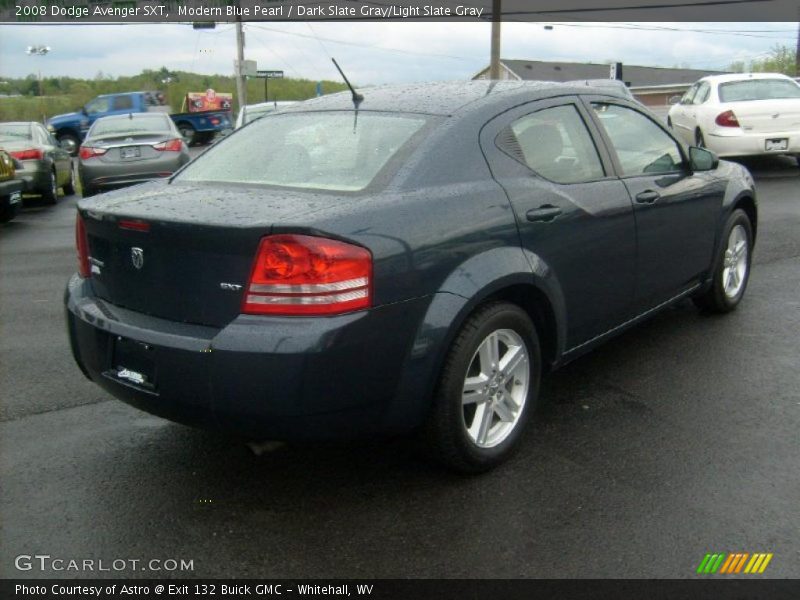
[331,58,363,132]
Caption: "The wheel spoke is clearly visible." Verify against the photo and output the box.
[476,403,494,444]
[478,332,500,374]
[462,375,489,405]
[499,344,526,380]
[493,396,516,422]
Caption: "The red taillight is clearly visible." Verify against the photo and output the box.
[79,146,107,160]
[10,148,43,161]
[242,234,372,316]
[76,213,91,278]
[715,110,740,128]
[153,139,183,152]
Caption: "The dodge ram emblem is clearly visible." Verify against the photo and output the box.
[131,247,144,270]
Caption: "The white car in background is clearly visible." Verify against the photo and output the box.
[235,101,298,129]
[668,73,800,165]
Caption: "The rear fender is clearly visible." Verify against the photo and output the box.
[381,246,567,431]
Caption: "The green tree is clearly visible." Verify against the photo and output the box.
[731,44,797,76]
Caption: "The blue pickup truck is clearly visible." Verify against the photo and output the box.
[47,91,232,155]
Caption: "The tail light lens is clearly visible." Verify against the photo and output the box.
[10,148,43,161]
[79,146,107,160]
[75,213,91,278]
[153,139,183,152]
[715,110,740,128]
[243,234,372,316]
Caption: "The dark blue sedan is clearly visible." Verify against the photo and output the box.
[65,81,756,472]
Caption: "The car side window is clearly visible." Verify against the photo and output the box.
[113,95,134,110]
[681,83,699,105]
[694,82,710,104]
[85,97,110,115]
[505,105,605,184]
[591,103,684,177]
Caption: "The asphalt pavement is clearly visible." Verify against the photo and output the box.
[1,155,798,579]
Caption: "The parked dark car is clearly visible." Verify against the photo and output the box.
[0,121,74,203]
[0,149,24,223]
[65,81,757,472]
[78,113,191,197]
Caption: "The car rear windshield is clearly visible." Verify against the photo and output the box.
[175,112,428,192]
[719,79,800,102]
[0,123,32,142]
[89,116,173,138]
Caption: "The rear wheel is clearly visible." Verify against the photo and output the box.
[41,169,58,205]
[57,133,80,157]
[0,200,19,223]
[63,163,76,196]
[693,209,753,313]
[667,116,673,128]
[178,122,198,146]
[425,302,541,474]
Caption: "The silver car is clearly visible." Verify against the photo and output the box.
[78,113,191,197]
[0,121,74,203]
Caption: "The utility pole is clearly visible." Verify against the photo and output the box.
[795,17,799,77]
[234,12,247,112]
[489,0,501,79]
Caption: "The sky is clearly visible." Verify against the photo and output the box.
[0,22,797,85]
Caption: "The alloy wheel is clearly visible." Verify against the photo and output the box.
[461,329,530,448]
[722,224,748,299]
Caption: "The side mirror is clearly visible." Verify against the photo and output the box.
[81,106,88,116]
[689,146,719,172]
[668,95,682,106]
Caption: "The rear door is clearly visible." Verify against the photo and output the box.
[481,97,637,349]
[585,98,724,312]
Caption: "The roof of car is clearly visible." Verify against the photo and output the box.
[284,80,629,117]
[698,72,797,85]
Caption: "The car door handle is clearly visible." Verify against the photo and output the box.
[635,190,660,204]
[526,205,562,223]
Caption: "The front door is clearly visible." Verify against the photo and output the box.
[481,98,638,349]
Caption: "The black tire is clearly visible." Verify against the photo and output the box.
[177,122,198,146]
[41,169,58,205]
[695,129,706,148]
[62,163,76,196]
[57,133,80,157]
[693,208,753,313]
[667,116,673,128]
[0,200,19,223]
[425,302,541,474]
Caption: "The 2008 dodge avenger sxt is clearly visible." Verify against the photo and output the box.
[65,81,757,472]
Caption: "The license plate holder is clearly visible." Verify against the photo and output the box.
[9,191,21,205]
[120,146,141,159]
[111,336,157,390]
[765,138,788,151]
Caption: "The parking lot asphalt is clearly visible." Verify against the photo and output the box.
[1,156,798,579]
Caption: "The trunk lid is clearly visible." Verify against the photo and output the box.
[80,182,357,327]
[87,134,177,163]
[724,99,800,134]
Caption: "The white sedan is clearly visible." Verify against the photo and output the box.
[668,73,800,164]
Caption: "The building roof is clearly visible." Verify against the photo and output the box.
[475,59,727,89]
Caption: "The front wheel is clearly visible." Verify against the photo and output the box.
[425,302,541,474]
[695,129,706,148]
[693,209,753,313]
[57,133,80,157]
[63,163,76,196]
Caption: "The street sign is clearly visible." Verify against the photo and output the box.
[256,70,284,79]
[234,59,257,77]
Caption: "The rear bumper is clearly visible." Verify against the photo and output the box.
[16,161,50,192]
[79,154,189,191]
[706,129,800,157]
[65,275,435,440]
